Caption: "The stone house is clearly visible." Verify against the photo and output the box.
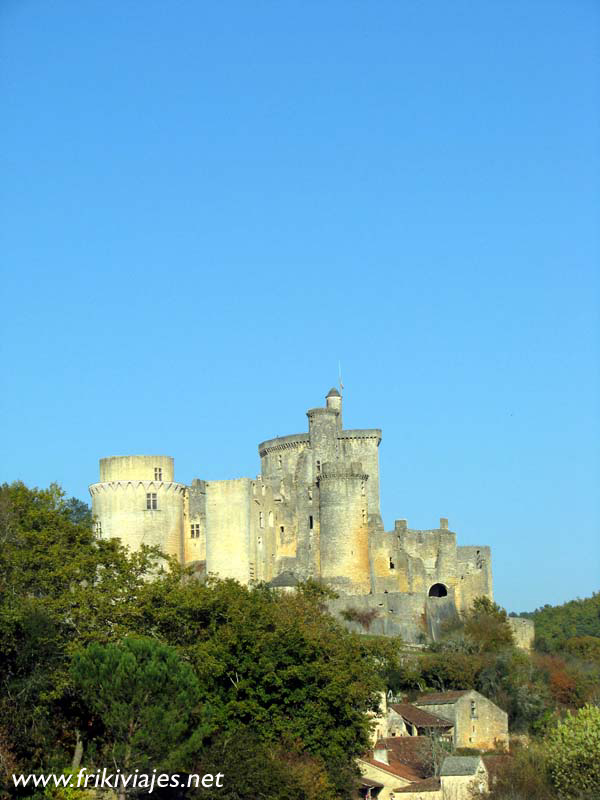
[389,756,488,800]
[414,691,508,751]
[358,738,432,799]
[439,756,488,798]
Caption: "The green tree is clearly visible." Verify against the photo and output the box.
[0,481,166,778]
[71,637,204,790]
[465,597,515,653]
[545,704,600,798]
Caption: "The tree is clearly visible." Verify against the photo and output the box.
[71,637,204,796]
[464,597,515,653]
[545,704,600,798]
[0,481,166,779]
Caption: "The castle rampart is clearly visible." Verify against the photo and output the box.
[90,390,496,642]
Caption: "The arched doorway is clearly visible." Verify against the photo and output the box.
[428,582,448,598]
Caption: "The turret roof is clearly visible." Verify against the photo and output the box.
[326,387,341,397]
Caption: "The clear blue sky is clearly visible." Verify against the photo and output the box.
[1,1,598,612]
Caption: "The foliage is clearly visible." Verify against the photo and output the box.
[485,744,554,800]
[464,597,515,653]
[545,704,600,798]
[71,637,204,772]
[0,481,166,777]
[518,593,600,653]
[0,481,398,800]
[189,729,336,800]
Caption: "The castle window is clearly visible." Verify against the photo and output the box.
[471,701,477,719]
[309,515,313,530]
[360,480,365,497]
[278,454,282,468]
[95,521,102,536]
[190,523,201,539]
[146,493,157,510]
[259,512,265,529]
[261,483,266,496]
[389,557,395,570]
[280,525,284,534]
[308,488,313,501]
[316,460,321,475]
[362,508,367,523]
[268,511,274,527]
[258,536,263,547]
[154,467,162,481]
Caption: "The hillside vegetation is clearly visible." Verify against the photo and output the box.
[0,481,598,800]
[516,594,600,654]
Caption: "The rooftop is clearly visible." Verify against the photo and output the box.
[440,756,484,776]
[390,703,453,728]
[415,690,471,706]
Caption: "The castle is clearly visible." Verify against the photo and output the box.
[89,389,494,641]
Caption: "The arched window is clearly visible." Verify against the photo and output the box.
[428,583,448,598]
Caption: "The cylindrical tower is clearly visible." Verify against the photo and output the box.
[318,461,370,594]
[325,387,342,428]
[89,455,185,560]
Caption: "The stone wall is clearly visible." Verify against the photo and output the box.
[508,617,535,651]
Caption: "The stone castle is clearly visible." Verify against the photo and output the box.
[89,389,494,641]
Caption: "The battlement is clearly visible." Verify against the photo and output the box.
[90,388,495,637]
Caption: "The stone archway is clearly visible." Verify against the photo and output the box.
[428,582,448,598]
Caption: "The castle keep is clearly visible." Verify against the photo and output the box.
[89,390,493,640]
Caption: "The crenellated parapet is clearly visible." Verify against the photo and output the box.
[89,389,497,643]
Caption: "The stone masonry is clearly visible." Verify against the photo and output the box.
[89,390,495,642]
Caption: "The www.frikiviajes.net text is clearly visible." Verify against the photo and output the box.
[13,769,225,793]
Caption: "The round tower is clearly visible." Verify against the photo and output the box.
[89,455,185,560]
[318,461,370,594]
[325,387,342,428]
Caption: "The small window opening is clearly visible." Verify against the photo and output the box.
[95,521,102,536]
[316,460,321,475]
[259,512,265,529]
[190,523,201,539]
[428,583,448,597]
[389,557,395,570]
[280,526,284,534]
[309,515,313,530]
[268,510,274,527]
[277,454,282,468]
[258,536,263,546]
[362,508,367,523]
[154,467,162,481]
[471,701,477,719]
[308,488,313,501]
[146,492,157,510]
[261,483,266,496]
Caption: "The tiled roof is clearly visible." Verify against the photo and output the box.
[415,690,471,706]
[360,756,423,783]
[389,703,453,728]
[382,737,433,778]
[440,756,483,776]
[393,776,442,793]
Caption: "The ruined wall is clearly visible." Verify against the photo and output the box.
[508,617,535,651]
